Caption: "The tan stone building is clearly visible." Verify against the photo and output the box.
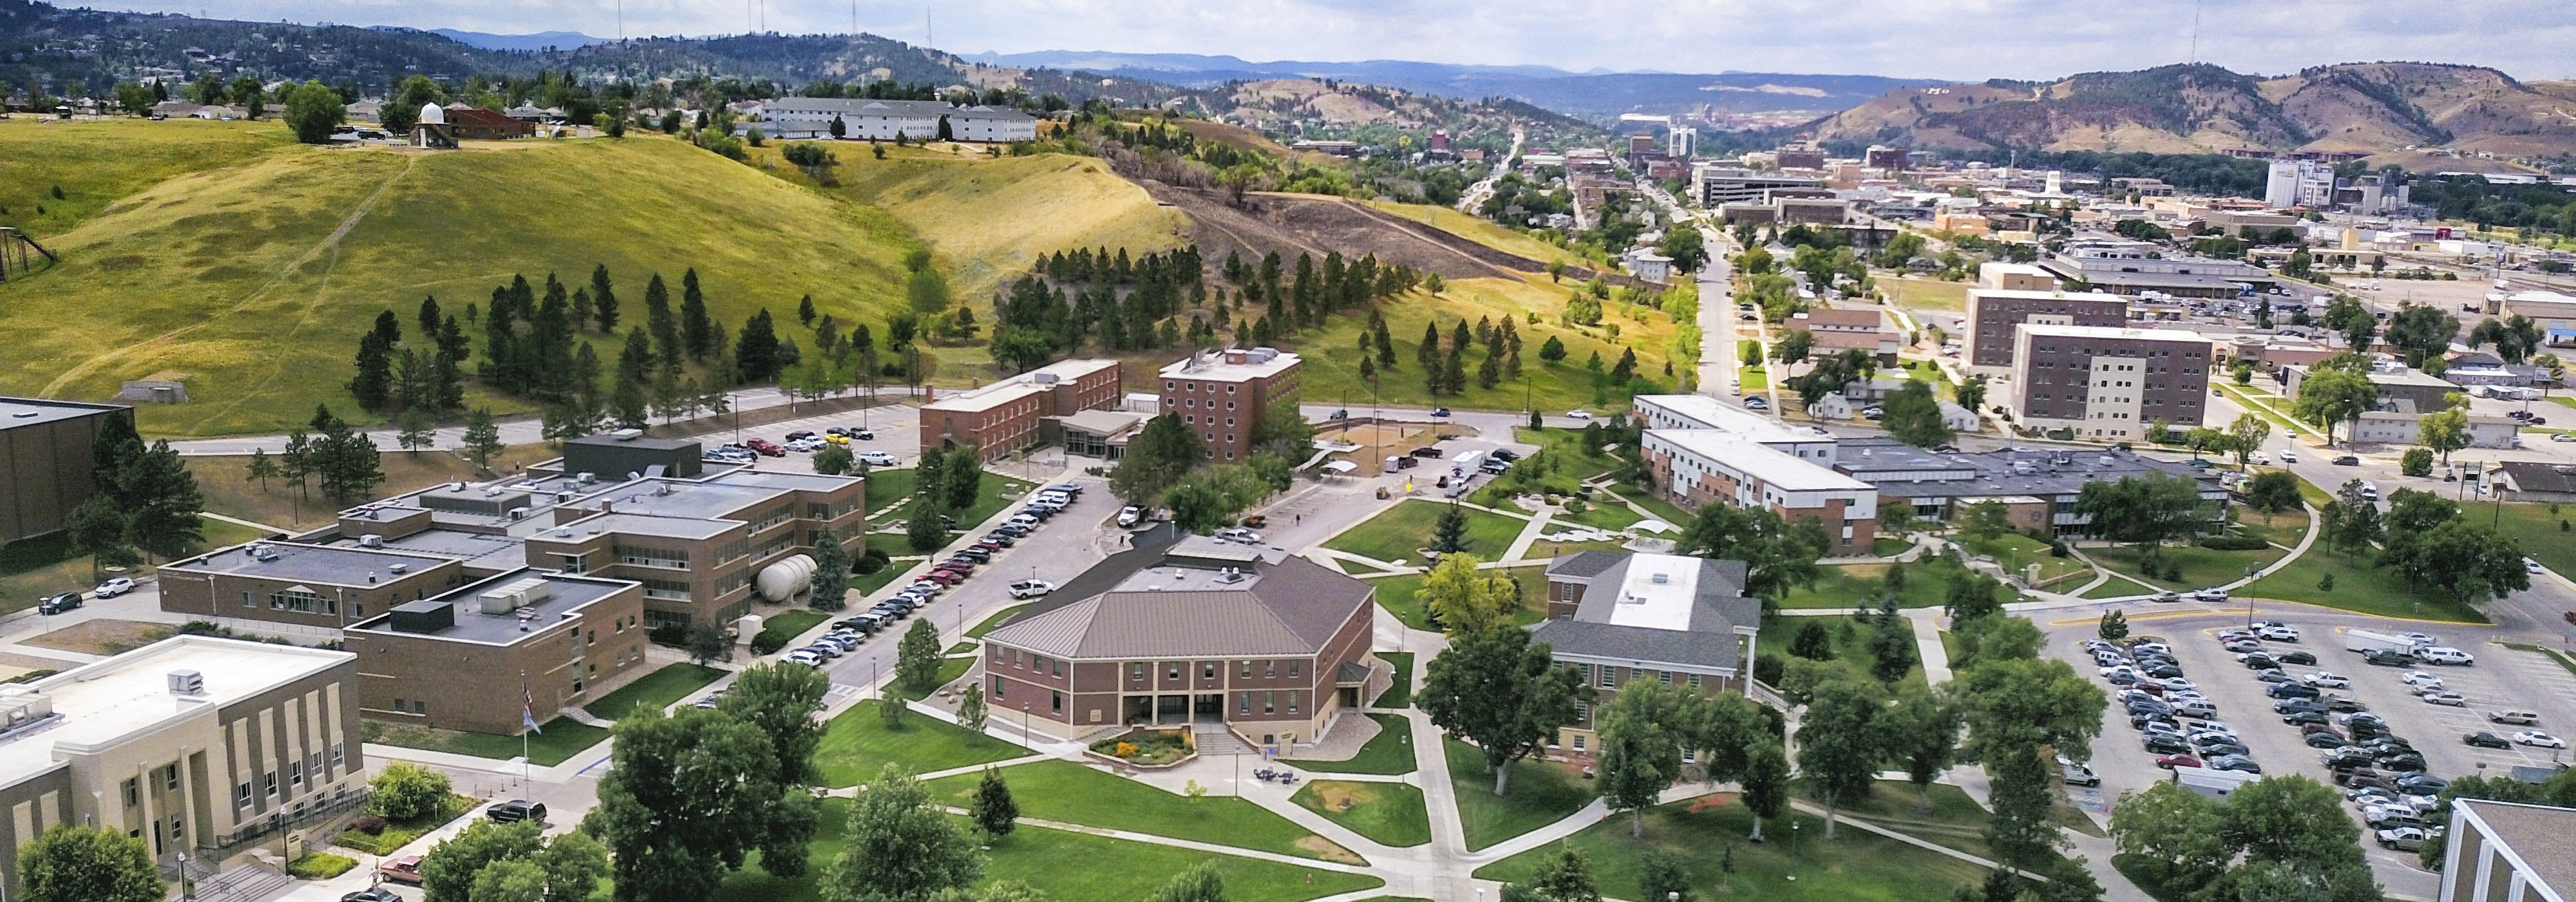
[0,637,367,894]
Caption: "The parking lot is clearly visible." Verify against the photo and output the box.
[2055,613,2576,894]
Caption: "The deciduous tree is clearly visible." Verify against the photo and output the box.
[1419,625,1590,794]
[821,767,985,902]
[17,824,162,902]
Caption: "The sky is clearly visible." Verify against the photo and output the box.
[102,0,2576,81]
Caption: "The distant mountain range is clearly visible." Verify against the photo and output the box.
[962,50,1943,119]
[417,28,609,52]
[1809,62,2576,158]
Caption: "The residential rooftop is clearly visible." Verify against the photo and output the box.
[349,569,632,645]
[1160,347,1301,381]
[2016,323,2213,343]
[1532,552,1759,673]
[166,541,453,586]
[0,637,352,790]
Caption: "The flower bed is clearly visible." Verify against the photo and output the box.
[1086,728,1196,768]
[288,852,357,879]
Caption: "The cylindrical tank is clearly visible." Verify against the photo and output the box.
[755,555,817,602]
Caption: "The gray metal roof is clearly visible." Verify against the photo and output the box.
[1531,615,1750,671]
[985,553,1369,660]
[2456,799,2576,899]
[1530,552,1758,671]
[1546,550,1627,580]
[0,396,126,429]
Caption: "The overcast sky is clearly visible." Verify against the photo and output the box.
[111,0,2576,81]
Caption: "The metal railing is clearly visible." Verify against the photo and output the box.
[195,787,374,862]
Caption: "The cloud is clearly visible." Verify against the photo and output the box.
[102,0,2576,81]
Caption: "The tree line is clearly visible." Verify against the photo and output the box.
[61,414,204,571]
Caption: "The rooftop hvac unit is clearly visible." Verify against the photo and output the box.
[576,472,596,485]
[388,563,408,574]
[167,669,205,695]
[480,577,553,614]
[251,544,279,562]
[1032,371,1060,385]
[612,428,645,441]
[1651,572,1670,584]
[358,533,383,548]
[507,507,530,520]
[485,486,506,497]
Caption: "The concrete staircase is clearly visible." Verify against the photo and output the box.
[190,864,289,902]
[1192,723,1258,757]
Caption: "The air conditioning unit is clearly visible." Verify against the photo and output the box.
[388,563,408,574]
[167,670,205,695]
[612,428,645,441]
[357,533,383,548]
[507,507,530,520]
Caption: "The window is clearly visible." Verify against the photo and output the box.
[1287,692,1300,714]
[1572,734,1587,751]
[1130,662,1146,680]
[124,778,139,807]
[1051,691,1064,714]
[1658,670,1672,684]
[1053,659,1065,678]
[587,629,597,645]
[165,764,180,791]
[1263,692,1276,715]
[1239,693,1251,714]
[413,700,427,715]
[615,545,689,568]
[1596,667,1614,689]
[269,590,325,613]
[1167,662,1181,680]
[263,772,278,797]
[1264,660,1276,678]
[715,568,753,596]
[992,675,1007,698]
[242,591,254,608]
[1240,660,1252,678]
[289,761,304,788]
[1202,662,1216,680]
[641,579,692,600]
[393,697,406,711]
[331,743,346,769]
[234,782,252,807]
[1288,661,1300,678]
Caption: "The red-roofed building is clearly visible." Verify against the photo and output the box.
[445,106,535,140]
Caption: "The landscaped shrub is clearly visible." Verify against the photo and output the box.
[348,815,387,835]
[647,624,688,648]
[749,631,787,656]
[288,852,357,879]
[2198,533,2271,551]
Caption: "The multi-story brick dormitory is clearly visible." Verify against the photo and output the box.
[1630,395,1878,553]
[1158,347,1302,463]
[162,434,862,634]
[978,535,1379,751]
[347,569,649,735]
[1964,287,2128,367]
[2004,323,2214,442]
[1531,551,1762,757]
[920,358,1123,462]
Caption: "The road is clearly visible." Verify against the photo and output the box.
[1454,127,1524,216]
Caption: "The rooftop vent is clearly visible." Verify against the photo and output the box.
[1032,371,1060,385]
[358,533,383,548]
[611,428,645,441]
[576,472,596,485]
[250,544,279,562]
[366,571,377,584]
[553,527,573,538]
[388,563,408,574]
[1651,572,1671,584]
[507,507,529,520]
[167,669,204,696]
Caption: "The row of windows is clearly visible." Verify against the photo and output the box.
[1240,691,1300,715]
[715,568,753,596]
[641,579,692,600]
[1569,661,1706,691]
[1166,380,1242,394]
[616,545,688,568]
[748,508,793,533]
[1175,397,1238,411]
[242,590,363,618]
[230,744,346,808]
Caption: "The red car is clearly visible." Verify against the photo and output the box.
[921,569,964,585]
[379,855,426,885]
[969,542,1003,554]
[2155,753,2203,770]
[745,438,786,457]
[936,559,976,574]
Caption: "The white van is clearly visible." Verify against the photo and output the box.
[2358,481,2380,501]
[2415,647,2476,666]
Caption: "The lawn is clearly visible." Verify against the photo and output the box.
[1363,200,1588,269]
[583,664,727,721]
[1372,566,1548,631]
[1879,276,1971,312]
[1324,499,1528,565]
[1756,613,1929,691]
[1555,500,1644,532]
[1873,536,1910,557]
[2237,546,2489,623]
[898,657,974,701]
[968,603,1032,638]
[1472,792,1991,902]
[1961,533,2091,586]
[1793,779,2103,863]
[713,800,1382,902]
[757,610,829,649]
[1739,363,1770,391]
[1283,275,1678,417]
[0,130,927,436]
[923,760,1356,862]
[1528,537,1633,559]
[1292,780,1432,847]
[0,117,292,241]
[1444,739,1596,852]
[2214,384,2316,436]
[2092,544,2283,592]
[1512,427,1628,484]
[2080,573,2157,599]
[1285,714,1419,775]
[1373,652,1414,708]
[330,792,475,856]
[1779,555,1982,611]
[363,717,611,767]
[863,468,1037,533]
[1607,485,1692,529]
[2487,502,2576,578]
[813,700,1027,786]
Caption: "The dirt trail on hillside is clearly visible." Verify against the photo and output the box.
[1136,182,1649,289]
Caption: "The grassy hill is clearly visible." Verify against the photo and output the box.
[0,119,290,240]
[1289,274,1681,414]
[0,122,922,436]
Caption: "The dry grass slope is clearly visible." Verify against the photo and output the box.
[0,133,923,436]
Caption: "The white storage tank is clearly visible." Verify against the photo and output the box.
[755,554,817,602]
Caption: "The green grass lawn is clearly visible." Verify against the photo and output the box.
[2237,547,2489,623]
[1444,740,1596,852]
[1739,365,1770,392]
[813,700,1027,786]
[1293,780,1432,847]
[1962,533,2090,585]
[1284,276,1677,417]
[851,559,914,596]
[757,610,829,649]
[968,603,1031,638]
[1325,500,1528,565]
[1872,536,1909,557]
[1374,653,1414,708]
[1511,427,1627,484]
[1285,714,1419,775]
[2215,384,2317,436]
[365,717,611,767]
[863,468,1037,533]
[1607,486,1692,528]
[2486,502,2576,577]
[1880,276,1970,312]
[1556,501,1643,532]
[1792,779,2103,863]
[714,800,1382,902]
[924,760,1355,862]
[2080,573,2156,599]
[1472,792,1990,902]
[1527,537,1632,559]
[2092,544,2282,592]
[583,664,727,721]
[1372,566,1548,631]
[898,657,975,702]
[1779,555,1980,611]
[1756,613,1930,690]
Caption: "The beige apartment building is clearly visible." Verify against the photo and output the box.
[0,637,367,894]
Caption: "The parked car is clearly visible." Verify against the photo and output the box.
[2423,693,2468,707]
[2416,647,2476,666]
[746,438,786,457]
[1565,410,1593,419]
[1215,527,1263,544]
[2363,649,2414,667]
[2277,650,2318,666]
[36,592,80,615]
[1117,506,1145,527]
[2060,758,2101,787]
[2155,753,2203,769]
[2207,754,2262,774]
[1430,408,1452,417]
[380,856,426,885]
[2301,671,2351,688]
[1009,580,1056,599]
[2489,710,2541,725]
[1745,396,1770,410]
[2305,732,2349,749]
[487,799,547,825]
[2464,731,2513,749]
[2332,455,2361,465]
[343,888,405,902]
[2257,626,2300,642]
[857,450,899,466]
[2514,731,2566,749]
[2375,827,2433,852]
[93,577,136,598]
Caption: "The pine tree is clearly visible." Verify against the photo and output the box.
[1419,321,1441,365]
[350,334,393,410]
[808,526,850,611]
[680,269,717,361]
[417,294,443,340]
[735,311,784,383]
[969,768,1018,838]
[245,448,277,493]
[645,273,679,369]
[590,265,618,332]
[1429,503,1470,553]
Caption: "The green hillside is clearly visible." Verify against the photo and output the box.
[0,126,923,436]
[0,119,290,239]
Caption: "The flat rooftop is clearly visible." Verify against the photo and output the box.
[582,479,784,519]
[1605,552,1702,631]
[350,570,631,644]
[167,541,451,586]
[2016,323,2213,343]
[1966,287,2125,303]
[0,396,127,429]
[1646,430,1872,492]
[1634,395,1823,446]
[0,637,351,789]
[1839,438,2219,500]
[549,512,742,541]
[1160,348,1301,381]
[327,528,529,573]
[925,358,1117,414]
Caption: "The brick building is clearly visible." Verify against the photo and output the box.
[978,536,1376,751]
[444,106,535,140]
[2005,323,2214,441]
[156,542,473,629]
[1640,429,1880,552]
[346,570,649,735]
[920,358,1122,462]
[1531,551,1761,756]
[1157,348,1303,463]
[1833,438,2224,537]
[1965,287,2128,367]
[0,397,133,544]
